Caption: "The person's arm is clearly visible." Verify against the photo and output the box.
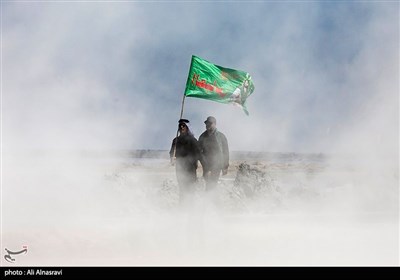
[221,133,229,175]
[169,138,176,165]
[191,137,200,168]
[198,134,208,174]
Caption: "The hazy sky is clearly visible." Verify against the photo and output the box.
[2,1,399,153]
[1,2,399,267]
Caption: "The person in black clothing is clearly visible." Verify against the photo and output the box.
[198,116,229,191]
[169,119,199,204]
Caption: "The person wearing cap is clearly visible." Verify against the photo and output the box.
[169,119,200,204]
[198,116,229,191]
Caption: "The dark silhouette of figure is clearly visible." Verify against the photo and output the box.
[198,116,229,191]
[170,119,199,204]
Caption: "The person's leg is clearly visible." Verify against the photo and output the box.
[178,168,197,207]
[204,169,221,209]
[205,169,220,191]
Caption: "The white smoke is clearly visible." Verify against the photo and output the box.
[1,2,398,266]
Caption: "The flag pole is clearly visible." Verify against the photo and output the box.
[172,93,186,161]
[179,92,186,120]
[172,55,193,163]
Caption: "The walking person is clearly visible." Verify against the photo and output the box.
[169,119,199,205]
[198,116,229,192]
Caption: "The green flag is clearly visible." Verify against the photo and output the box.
[184,55,255,115]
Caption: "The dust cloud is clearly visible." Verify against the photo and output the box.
[1,2,398,266]
[2,147,398,266]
